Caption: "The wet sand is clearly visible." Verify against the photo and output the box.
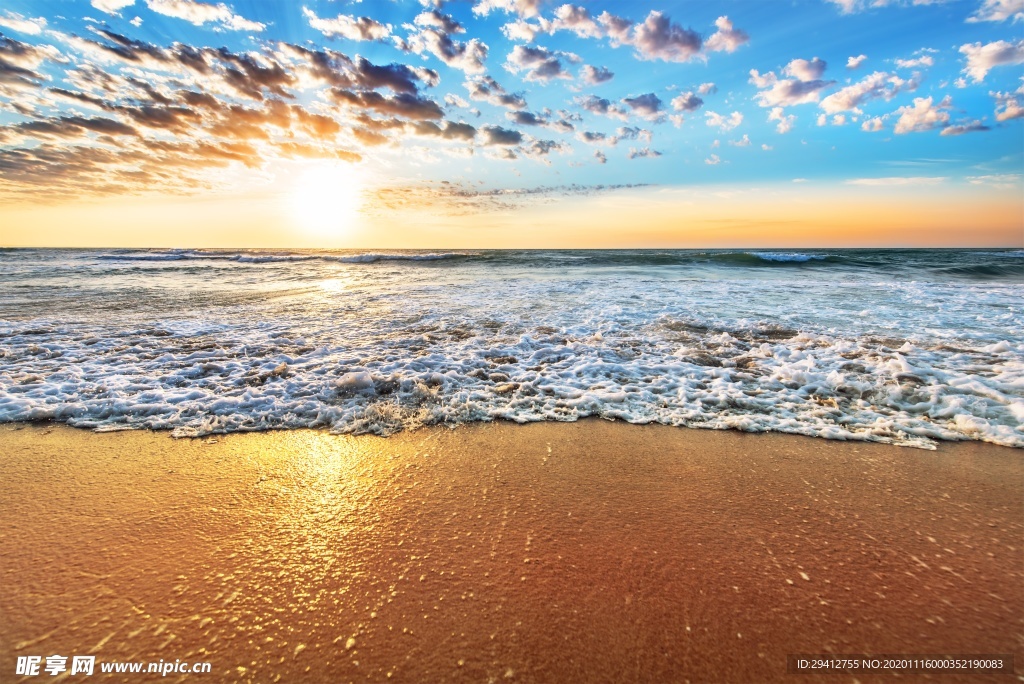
[0,421,1021,683]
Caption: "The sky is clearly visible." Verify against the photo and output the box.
[0,0,1022,248]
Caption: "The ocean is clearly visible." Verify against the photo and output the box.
[0,248,1021,448]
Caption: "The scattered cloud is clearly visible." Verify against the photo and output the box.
[895,55,934,68]
[847,54,868,69]
[705,16,750,53]
[959,39,1024,82]
[705,110,742,131]
[847,176,948,186]
[628,146,661,159]
[146,0,265,32]
[768,107,796,133]
[670,92,703,112]
[966,0,1024,22]
[892,95,950,133]
[303,7,391,41]
[705,153,721,165]
[819,71,913,113]
[0,11,47,34]
[750,58,834,108]
[697,82,717,95]
[580,64,613,85]
[505,44,575,82]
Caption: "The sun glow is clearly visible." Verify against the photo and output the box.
[287,164,364,238]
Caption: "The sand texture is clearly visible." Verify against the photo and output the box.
[1,421,1021,683]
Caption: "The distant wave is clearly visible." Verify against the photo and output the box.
[95,250,474,264]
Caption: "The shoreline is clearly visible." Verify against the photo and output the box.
[1,420,1021,682]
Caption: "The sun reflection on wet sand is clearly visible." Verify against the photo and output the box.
[1,423,1021,682]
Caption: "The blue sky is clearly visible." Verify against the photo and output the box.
[0,0,1021,246]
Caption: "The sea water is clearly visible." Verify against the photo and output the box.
[0,248,1021,448]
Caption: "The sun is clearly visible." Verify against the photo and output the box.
[287,163,364,238]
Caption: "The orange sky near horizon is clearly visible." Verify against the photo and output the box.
[1,180,1020,249]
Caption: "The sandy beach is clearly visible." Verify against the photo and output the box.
[1,421,1020,683]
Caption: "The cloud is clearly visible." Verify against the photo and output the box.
[397,10,488,74]
[505,44,574,82]
[705,110,742,130]
[628,147,661,159]
[330,90,444,120]
[472,0,541,18]
[892,96,950,133]
[302,7,390,41]
[940,120,990,135]
[825,0,954,13]
[574,94,628,120]
[0,11,47,34]
[785,57,827,81]
[966,173,1022,189]
[698,82,717,95]
[479,124,524,145]
[630,11,703,62]
[750,59,834,107]
[145,0,264,32]
[621,92,662,119]
[966,0,1024,22]
[704,16,749,53]
[670,92,703,112]
[705,153,720,165]
[846,176,947,186]
[92,0,136,14]
[895,55,934,68]
[761,143,773,150]
[992,85,1024,120]
[959,39,1024,82]
[819,71,912,113]
[729,134,751,146]
[580,65,613,85]
[594,150,607,164]
[768,107,795,133]
[861,116,885,131]
[550,5,602,38]
[576,130,613,146]
[847,54,867,69]
[464,75,527,109]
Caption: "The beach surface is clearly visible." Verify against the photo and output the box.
[0,421,1021,683]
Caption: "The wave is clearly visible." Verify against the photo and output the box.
[95,250,474,264]
[931,263,1024,280]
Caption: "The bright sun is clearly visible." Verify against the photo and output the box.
[287,164,364,238]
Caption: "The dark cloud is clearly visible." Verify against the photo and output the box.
[580,65,614,84]
[480,125,524,145]
[621,92,662,118]
[465,75,528,110]
[330,89,445,120]
[505,44,573,82]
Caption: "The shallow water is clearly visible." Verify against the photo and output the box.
[1,248,1021,447]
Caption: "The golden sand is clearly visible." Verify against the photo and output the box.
[1,421,1021,683]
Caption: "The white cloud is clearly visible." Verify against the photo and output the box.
[750,60,833,107]
[580,65,613,85]
[861,116,885,131]
[130,15,143,26]
[832,114,847,125]
[846,176,947,186]
[761,143,773,150]
[966,173,1022,189]
[992,84,1024,120]
[302,6,389,41]
[785,57,827,80]
[705,16,749,53]
[504,44,574,82]
[630,11,703,62]
[698,82,717,95]
[895,55,934,68]
[967,0,1024,22]
[91,0,135,14]
[819,71,911,113]
[960,39,1024,82]
[670,91,703,112]
[892,96,951,133]
[0,11,46,34]
[705,110,742,130]
[847,54,868,69]
[473,0,541,18]
[147,0,264,31]
[729,134,751,146]
[769,107,796,133]
[705,153,721,165]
